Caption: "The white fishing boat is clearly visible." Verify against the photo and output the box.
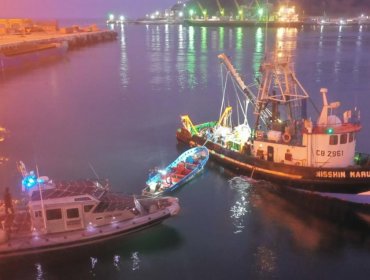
[177,50,370,193]
[0,162,180,259]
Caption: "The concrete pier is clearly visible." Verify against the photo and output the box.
[0,30,117,51]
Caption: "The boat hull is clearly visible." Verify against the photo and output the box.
[0,197,180,259]
[177,128,370,193]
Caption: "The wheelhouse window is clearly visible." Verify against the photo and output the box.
[329,135,338,145]
[46,209,62,220]
[349,132,354,143]
[34,210,42,218]
[340,134,347,144]
[66,208,80,219]
[84,205,94,212]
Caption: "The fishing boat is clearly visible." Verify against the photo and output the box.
[0,41,68,71]
[176,51,370,193]
[142,147,209,196]
[0,162,180,259]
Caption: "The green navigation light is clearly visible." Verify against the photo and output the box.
[326,127,334,134]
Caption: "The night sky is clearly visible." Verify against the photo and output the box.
[1,0,177,19]
[1,0,369,20]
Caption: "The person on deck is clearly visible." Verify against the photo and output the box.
[3,187,14,215]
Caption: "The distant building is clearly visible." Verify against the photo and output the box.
[0,18,59,34]
[0,18,33,34]
[33,20,59,33]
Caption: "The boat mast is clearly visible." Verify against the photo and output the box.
[254,1,309,139]
[218,53,271,125]
[36,165,47,231]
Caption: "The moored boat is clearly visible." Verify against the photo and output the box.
[0,162,180,259]
[176,52,370,193]
[0,41,68,71]
[142,147,209,196]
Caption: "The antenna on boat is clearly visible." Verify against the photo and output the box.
[36,164,47,231]
[88,162,100,180]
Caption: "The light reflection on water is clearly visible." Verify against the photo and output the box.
[113,254,122,271]
[229,176,252,234]
[131,251,140,271]
[120,24,129,90]
[255,246,277,276]
[90,256,98,277]
[35,263,44,280]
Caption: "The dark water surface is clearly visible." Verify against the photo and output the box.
[0,22,370,279]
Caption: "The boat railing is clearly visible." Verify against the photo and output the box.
[307,122,362,134]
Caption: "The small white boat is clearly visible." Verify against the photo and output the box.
[0,162,180,259]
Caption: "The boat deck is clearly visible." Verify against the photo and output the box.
[31,179,109,201]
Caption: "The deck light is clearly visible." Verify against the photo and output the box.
[159,170,167,175]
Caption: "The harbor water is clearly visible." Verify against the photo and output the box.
[0,22,370,279]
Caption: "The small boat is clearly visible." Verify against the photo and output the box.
[177,50,370,193]
[142,147,209,196]
[0,162,180,259]
[0,41,68,71]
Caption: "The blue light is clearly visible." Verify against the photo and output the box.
[37,178,45,184]
[22,174,38,189]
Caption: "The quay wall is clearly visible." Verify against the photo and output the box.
[0,30,117,51]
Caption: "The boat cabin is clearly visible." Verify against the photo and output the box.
[27,180,137,233]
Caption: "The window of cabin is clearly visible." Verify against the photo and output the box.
[340,134,347,144]
[46,209,62,220]
[34,210,42,218]
[349,132,354,143]
[329,135,338,145]
[84,205,94,212]
[66,208,79,219]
